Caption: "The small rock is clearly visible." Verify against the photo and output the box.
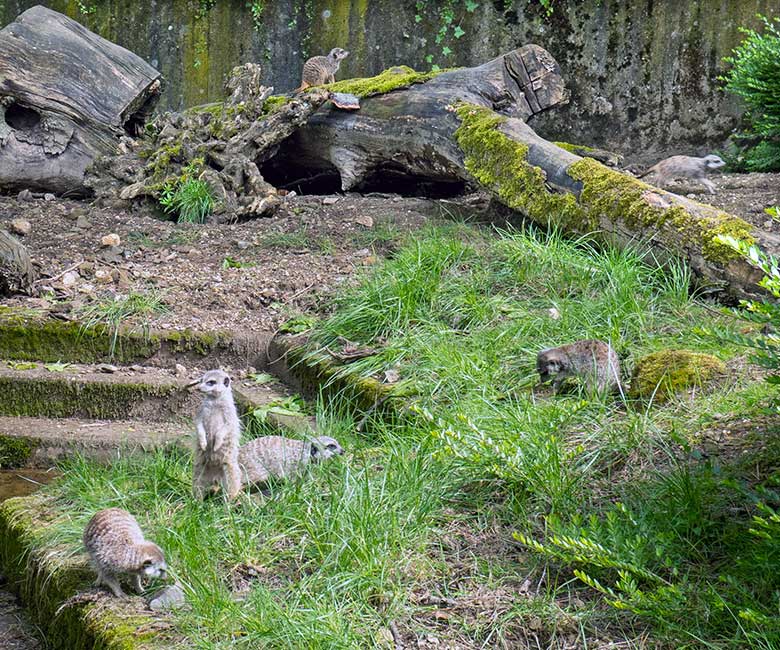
[77,282,95,294]
[322,196,339,205]
[17,189,33,202]
[174,363,187,378]
[78,261,95,276]
[94,269,113,284]
[354,248,371,258]
[236,240,251,250]
[130,365,145,372]
[547,307,561,320]
[61,270,80,288]
[44,193,56,202]
[354,215,374,228]
[148,584,186,612]
[101,233,121,247]
[10,219,31,236]
[110,269,131,287]
[97,363,119,374]
[383,369,401,384]
[66,207,86,222]
[75,215,91,229]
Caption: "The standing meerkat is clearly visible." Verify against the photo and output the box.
[537,339,622,395]
[296,47,350,91]
[83,508,167,598]
[238,435,344,487]
[637,154,725,194]
[192,369,242,500]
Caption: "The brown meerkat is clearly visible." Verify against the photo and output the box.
[296,47,350,90]
[238,435,344,487]
[637,154,725,194]
[192,369,242,500]
[83,508,167,598]
[537,339,622,395]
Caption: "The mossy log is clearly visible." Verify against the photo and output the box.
[267,46,774,301]
[0,6,161,195]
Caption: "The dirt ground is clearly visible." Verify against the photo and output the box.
[1,171,778,338]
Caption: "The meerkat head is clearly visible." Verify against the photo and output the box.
[310,436,345,462]
[197,369,231,398]
[703,154,725,170]
[137,542,167,579]
[329,47,349,61]
[536,348,566,383]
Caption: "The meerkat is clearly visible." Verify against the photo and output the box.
[296,47,350,91]
[537,339,622,395]
[238,435,344,487]
[637,154,725,194]
[83,508,167,598]
[192,369,242,501]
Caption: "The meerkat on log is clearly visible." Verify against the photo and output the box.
[192,369,242,501]
[239,435,344,487]
[637,154,725,194]
[296,47,349,90]
[537,339,622,395]
[83,508,167,598]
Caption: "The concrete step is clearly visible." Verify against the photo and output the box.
[0,362,196,421]
[0,416,190,467]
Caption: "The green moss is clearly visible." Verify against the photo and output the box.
[454,104,583,229]
[0,375,186,420]
[455,103,756,266]
[0,495,168,649]
[261,94,291,115]
[629,349,726,402]
[568,157,755,264]
[553,141,599,154]
[326,65,450,98]
[0,435,35,469]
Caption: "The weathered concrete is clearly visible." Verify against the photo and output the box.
[1,1,777,159]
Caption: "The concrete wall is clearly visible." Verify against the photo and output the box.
[2,1,778,158]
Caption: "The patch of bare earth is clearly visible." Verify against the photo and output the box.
[0,193,443,334]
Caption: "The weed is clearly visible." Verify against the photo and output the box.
[258,227,314,250]
[77,290,169,357]
[160,178,215,224]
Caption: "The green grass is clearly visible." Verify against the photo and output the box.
[77,289,169,357]
[34,223,779,648]
[160,178,215,224]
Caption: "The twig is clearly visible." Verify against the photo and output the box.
[34,259,84,285]
[535,565,547,596]
[388,621,403,649]
[13,474,43,486]
[287,282,316,303]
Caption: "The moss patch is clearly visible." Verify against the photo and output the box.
[568,157,755,264]
[454,104,583,230]
[0,494,169,649]
[629,349,727,403]
[0,435,35,469]
[0,310,238,365]
[326,65,450,98]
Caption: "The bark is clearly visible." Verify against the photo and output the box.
[0,230,36,296]
[264,46,771,301]
[0,6,161,194]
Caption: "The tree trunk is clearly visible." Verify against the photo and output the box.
[0,6,161,195]
[0,230,36,296]
[264,47,771,301]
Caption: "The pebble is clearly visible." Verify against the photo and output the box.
[547,307,561,320]
[174,363,187,378]
[44,193,56,202]
[75,215,91,229]
[61,270,80,288]
[148,584,186,612]
[101,233,121,247]
[17,189,33,202]
[10,219,31,236]
[96,363,119,374]
[322,196,339,205]
[94,269,113,284]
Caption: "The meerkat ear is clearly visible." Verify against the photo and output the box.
[223,376,230,387]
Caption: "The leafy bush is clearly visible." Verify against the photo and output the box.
[722,16,780,171]
[160,177,214,224]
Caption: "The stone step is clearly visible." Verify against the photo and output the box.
[0,416,189,467]
[0,362,196,422]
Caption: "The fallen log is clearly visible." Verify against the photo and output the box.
[0,6,161,194]
[264,48,773,301]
